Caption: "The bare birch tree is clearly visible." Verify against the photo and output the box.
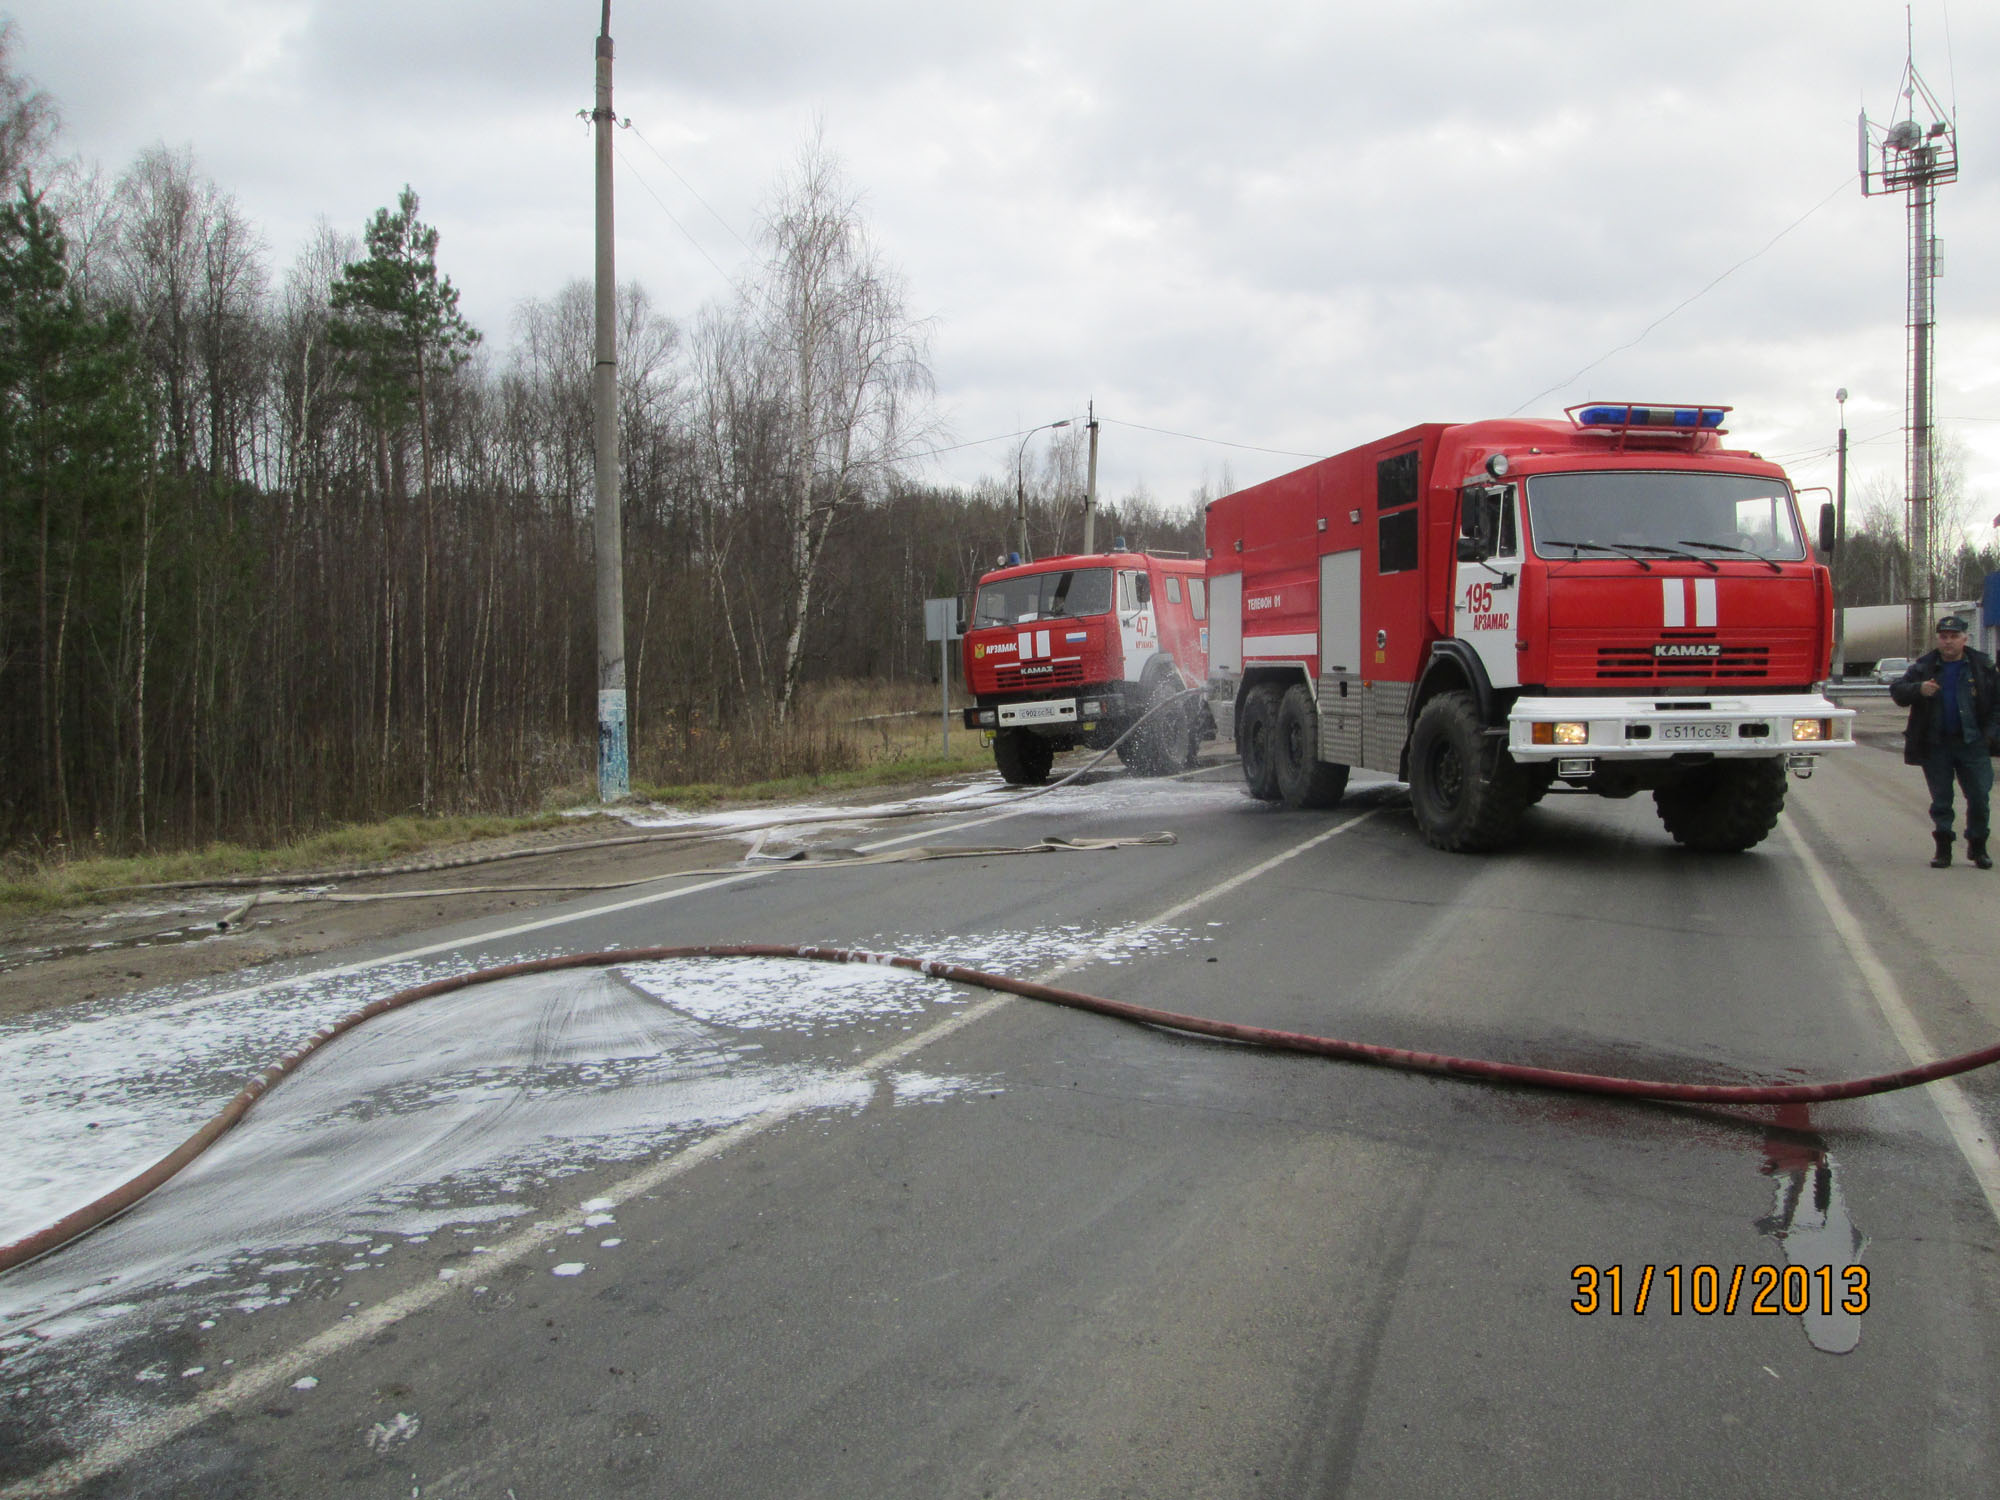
[755,131,934,717]
[0,21,56,194]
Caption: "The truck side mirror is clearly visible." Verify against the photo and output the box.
[1818,502,1836,555]
[1456,536,1485,563]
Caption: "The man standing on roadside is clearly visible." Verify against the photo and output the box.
[1890,615,2000,869]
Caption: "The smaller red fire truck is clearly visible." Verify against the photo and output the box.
[961,550,1213,784]
[1204,404,1853,851]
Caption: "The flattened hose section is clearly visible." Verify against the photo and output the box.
[6,941,2000,1275]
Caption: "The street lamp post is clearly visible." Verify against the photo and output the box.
[1015,419,1071,562]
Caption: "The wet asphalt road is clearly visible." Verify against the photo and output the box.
[4,735,1999,1498]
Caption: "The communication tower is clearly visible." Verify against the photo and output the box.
[1860,37,1957,653]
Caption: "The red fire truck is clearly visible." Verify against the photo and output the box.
[961,550,1213,784]
[1204,404,1853,851]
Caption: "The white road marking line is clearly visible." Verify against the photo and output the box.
[2,809,1381,1498]
[1782,817,2000,1231]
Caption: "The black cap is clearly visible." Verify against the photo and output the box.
[1937,615,1970,633]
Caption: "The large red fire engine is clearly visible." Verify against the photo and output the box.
[961,550,1212,784]
[1203,404,1853,851]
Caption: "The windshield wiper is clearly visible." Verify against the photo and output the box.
[1539,538,1653,571]
[1678,539,1782,573]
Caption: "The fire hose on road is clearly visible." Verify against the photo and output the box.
[7,940,2000,1276]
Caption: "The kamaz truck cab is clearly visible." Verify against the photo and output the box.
[961,550,1212,784]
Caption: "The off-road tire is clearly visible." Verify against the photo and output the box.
[1237,684,1283,801]
[1128,672,1199,776]
[994,729,1055,786]
[1407,690,1529,851]
[1275,684,1350,810]
[1653,760,1787,852]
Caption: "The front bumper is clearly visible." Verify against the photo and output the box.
[1507,693,1855,763]
[964,692,1129,732]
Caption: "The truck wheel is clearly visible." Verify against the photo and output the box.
[994,730,1055,786]
[1128,674,1198,776]
[1237,684,1283,801]
[1653,760,1786,852]
[1407,690,1528,851]
[1275,684,1349,810]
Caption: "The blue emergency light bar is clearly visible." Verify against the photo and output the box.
[1568,403,1729,432]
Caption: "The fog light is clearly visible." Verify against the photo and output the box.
[1791,718,1827,742]
[1557,757,1596,778]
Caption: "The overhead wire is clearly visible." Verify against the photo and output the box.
[1509,173,1858,417]
[1098,417,1324,460]
[626,122,758,255]
[613,137,746,294]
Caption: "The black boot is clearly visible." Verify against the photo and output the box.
[1932,834,1954,868]
[1970,836,1993,871]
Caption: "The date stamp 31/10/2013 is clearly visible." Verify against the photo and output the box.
[1571,1264,1868,1317]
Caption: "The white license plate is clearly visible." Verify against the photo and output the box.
[1659,721,1732,743]
[998,698,1077,726]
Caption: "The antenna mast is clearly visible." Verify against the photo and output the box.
[1860,24,1958,653]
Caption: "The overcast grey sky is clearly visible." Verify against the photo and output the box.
[9,1,1998,531]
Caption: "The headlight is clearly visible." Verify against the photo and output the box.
[1532,721,1590,746]
[1791,718,1831,742]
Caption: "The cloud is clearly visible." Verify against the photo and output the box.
[6,0,1999,511]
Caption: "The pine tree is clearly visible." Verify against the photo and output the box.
[328,186,480,808]
[0,182,152,842]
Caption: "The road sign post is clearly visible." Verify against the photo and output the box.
[924,598,960,754]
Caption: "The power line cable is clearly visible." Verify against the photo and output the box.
[1508,173,1857,417]
[1100,417,1324,460]
[627,122,758,256]
[908,426,1071,461]
[613,139,744,293]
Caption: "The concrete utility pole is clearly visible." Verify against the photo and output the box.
[592,0,629,801]
[1082,401,1101,554]
[1832,388,1850,678]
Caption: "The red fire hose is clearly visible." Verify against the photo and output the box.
[6,941,2000,1275]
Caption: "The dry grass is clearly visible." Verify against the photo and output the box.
[0,680,997,911]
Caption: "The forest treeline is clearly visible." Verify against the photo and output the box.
[0,35,1196,852]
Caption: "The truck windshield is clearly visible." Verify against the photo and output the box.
[1526,472,1804,562]
[972,567,1114,627]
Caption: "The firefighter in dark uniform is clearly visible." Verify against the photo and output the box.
[1889,614,2000,869]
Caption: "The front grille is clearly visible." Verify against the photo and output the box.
[997,659,1086,689]
[1596,645,1769,680]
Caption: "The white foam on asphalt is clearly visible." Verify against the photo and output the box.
[0,913,1198,1365]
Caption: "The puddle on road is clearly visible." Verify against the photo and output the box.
[1757,1106,1866,1356]
[0,917,278,976]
